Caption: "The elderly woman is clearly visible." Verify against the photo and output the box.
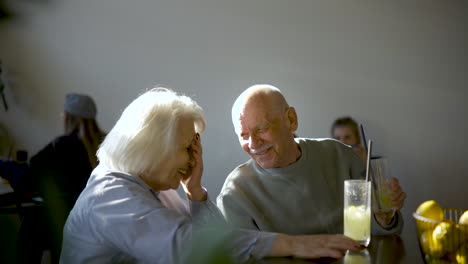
[61,88,361,264]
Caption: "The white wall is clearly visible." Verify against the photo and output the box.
[1,0,467,229]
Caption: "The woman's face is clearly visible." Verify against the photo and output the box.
[142,118,196,191]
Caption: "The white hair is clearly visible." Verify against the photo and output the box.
[97,87,206,176]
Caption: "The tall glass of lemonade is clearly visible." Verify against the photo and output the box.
[344,179,371,246]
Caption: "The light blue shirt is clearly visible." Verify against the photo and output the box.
[61,165,275,264]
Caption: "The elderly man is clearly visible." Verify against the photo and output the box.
[217,84,406,238]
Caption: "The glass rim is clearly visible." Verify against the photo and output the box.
[344,179,370,183]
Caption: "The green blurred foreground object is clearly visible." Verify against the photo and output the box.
[190,221,234,264]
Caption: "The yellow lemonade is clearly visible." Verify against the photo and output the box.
[378,182,393,209]
[344,205,371,246]
[343,249,371,264]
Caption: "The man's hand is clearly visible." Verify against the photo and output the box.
[270,234,364,259]
[181,133,206,201]
[374,177,406,226]
[388,178,406,211]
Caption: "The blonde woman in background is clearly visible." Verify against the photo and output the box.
[61,93,105,169]
[24,93,105,263]
[30,93,105,203]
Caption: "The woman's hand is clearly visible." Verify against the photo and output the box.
[181,133,206,201]
[270,233,364,259]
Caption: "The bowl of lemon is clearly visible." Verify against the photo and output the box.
[413,200,468,264]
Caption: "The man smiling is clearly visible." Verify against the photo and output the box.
[217,84,406,240]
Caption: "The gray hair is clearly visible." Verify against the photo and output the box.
[97,88,206,176]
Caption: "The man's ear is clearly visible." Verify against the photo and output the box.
[286,107,298,131]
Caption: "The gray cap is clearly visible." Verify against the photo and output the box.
[64,93,97,119]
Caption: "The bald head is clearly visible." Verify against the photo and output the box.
[232,84,289,130]
[231,84,300,168]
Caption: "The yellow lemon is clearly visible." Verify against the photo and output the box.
[420,229,436,255]
[459,210,468,238]
[419,229,446,257]
[432,222,462,255]
[417,200,444,221]
[416,200,444,232]
[460,211,468,225]
[456,243,468,264]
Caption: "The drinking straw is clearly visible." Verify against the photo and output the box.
[365,140,372,182]
[365,139,383,209]
[359,125,383,209]
[359,124,368,153]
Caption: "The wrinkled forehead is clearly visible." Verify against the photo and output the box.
[234,98,283,134]
[236,108,267,132]
[232,87,288,132]
[234,88,284,115]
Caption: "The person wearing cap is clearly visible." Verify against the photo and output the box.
[23,93,105,263]
[30,93,105,199]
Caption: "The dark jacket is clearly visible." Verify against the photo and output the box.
[30,132,92,204]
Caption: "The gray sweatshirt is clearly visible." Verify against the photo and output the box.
[217,138,403,236]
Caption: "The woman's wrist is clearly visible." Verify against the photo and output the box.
[186,187,207,201]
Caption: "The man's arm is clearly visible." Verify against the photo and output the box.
[372,210,404,235]
[217,191,260,230]
[269,233,364,259]
[228,229,364,261]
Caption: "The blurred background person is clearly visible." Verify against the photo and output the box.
[30,93,105,200]
[23,93,105,263]
[331,116,367,161]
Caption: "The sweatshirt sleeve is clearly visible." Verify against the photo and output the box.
[228,229,277,263]
[191,193,276,263]
[217,190,261,230]
[371,210,404,235]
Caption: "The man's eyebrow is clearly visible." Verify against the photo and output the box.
[254,122,270,130]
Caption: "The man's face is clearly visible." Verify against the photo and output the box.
[332,125,359,146]
[235,100,297,169]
